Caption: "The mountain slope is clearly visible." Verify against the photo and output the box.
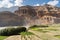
[0,11,23,27]
[0,6,18,12]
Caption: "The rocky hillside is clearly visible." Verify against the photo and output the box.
[0,11,25,27]
[0,4,60,27]
[15,4,60,25]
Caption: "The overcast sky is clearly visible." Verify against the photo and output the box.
[0,0,60,8]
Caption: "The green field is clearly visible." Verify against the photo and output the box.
[1,24,60,40]
[0,36,8,40]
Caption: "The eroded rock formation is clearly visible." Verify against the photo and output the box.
[15,5,60,26]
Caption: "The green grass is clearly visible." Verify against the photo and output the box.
[30,26,58,33]
[36,29,49,33]
[30,27,48,33]
[55,35,60,38]
[0,36,8,40]
[31,27,40,30]
[20,32,34,35]
[45,29,57,31]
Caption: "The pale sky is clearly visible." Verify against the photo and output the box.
[0,0,59,8]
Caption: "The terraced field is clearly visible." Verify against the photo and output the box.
[4,25,60,40]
